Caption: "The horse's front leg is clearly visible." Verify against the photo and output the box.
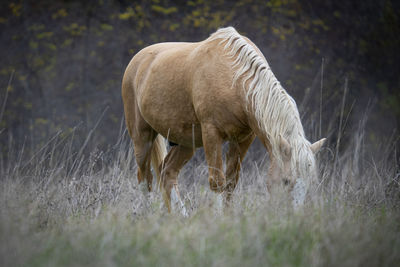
[224,134,255,203]
[201,123,225,193]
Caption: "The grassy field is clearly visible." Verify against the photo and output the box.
[1,124,399,266]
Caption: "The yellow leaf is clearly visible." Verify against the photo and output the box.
[24,102,32,110]
[65,83,74,92]
[29,41,38,49]
[36,32,53,39]
[151,5,178,15]
[35,118,48,125]
[52,8,68,19]
[100,24,113,31]
[169,23,179,31]
[119,7,135,20]
[9,3,22,17]
[62,39,73,47]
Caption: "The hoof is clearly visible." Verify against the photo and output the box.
[138,182,149,194]
[170,186,189,217]
[214,193,224,215]
[209,177,225,193]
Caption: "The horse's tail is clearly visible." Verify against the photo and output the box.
[151,134,167,191]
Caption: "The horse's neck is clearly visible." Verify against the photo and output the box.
[242,79,304,161]
[244,103,274,155]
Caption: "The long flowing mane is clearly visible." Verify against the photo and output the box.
[208,27,315,179]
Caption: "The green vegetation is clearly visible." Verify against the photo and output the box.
[3,200,398,267]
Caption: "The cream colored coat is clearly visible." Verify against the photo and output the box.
[122,27,325,213]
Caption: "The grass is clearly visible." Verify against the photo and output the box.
[0,120,399,266]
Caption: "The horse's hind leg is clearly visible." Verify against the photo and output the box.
[133,128,157,192]
[160,145,194,215]
[126,109,157,192]
[224,134,255,202]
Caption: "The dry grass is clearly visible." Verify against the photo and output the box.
[0,116,399,266]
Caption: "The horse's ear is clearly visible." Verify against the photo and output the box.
[279,135,292,160]
[310,138,326,154]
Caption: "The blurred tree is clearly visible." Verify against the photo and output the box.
[0,0,398,158]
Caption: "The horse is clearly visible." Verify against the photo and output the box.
[122,27,326,214]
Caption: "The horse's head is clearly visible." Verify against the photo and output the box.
[267,135,326,207]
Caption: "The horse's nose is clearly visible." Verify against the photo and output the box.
[291,178,307,208]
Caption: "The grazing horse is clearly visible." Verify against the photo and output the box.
[122,27,326,214]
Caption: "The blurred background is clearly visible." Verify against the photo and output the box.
[0,0,399,161]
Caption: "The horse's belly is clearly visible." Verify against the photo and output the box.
[139,84,203,147]
[145,111,203,148]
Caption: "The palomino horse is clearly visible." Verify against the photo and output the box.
[122,27,326,214]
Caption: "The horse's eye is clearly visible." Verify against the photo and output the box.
[283,178,290,186]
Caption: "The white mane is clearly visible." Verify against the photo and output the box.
[208,27,316,181]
